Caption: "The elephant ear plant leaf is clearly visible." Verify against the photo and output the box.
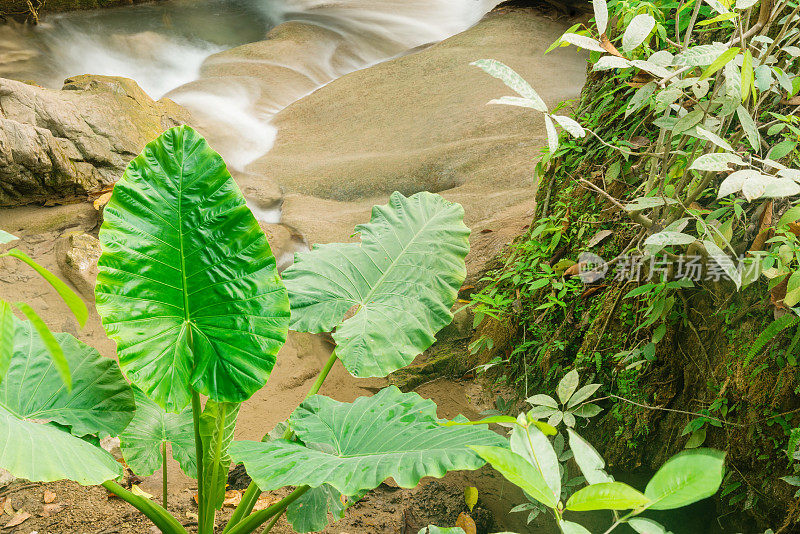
[0,314,134,485]
[95,125,290,412]
[283,191,470,377]
[120,388,197,480]
[231,387,505,530]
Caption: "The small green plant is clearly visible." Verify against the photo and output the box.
[0,126,506,534]
[466,406,725,533]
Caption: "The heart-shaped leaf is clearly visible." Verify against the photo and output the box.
[0,315,134,485]
[120,389,197,478]
[283,192,469,378]
[96,125,290,411]
[230,387,504,496]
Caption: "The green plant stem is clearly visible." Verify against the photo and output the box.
[225,486,310,534]
[103,480,188,534]
[223,350,339,532]
[192,390,206,534]
[162,441,168,509]
[260,509,285,534]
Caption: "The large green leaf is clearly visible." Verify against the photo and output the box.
[283,192,470,378]
[119,388,197,478]
[645,448,725,510]
[95,125,290,411]
[0,315,134,484]
[230,387,503,496]
[286,484,364,533]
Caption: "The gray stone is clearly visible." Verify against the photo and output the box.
[0,75,190,206]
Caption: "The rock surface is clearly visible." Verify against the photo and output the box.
[247,7,586,215]
[0,75,190,206]
[56,232,102,298]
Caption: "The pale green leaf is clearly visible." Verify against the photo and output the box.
[231,387,505,496]
[560,33,607,53]
[120,389,196,478]
[0,314,134,484]
[284,192,469,378]
[557,369,580,404]
[471,59,548,111]
[644,231,696,246]
[544,114,559,154]
[472,445,558,508]
[0,230,17,245]
[567,428,613,485]
[622,14,655,53]
[689,152,743,171]
[510,416,560,502]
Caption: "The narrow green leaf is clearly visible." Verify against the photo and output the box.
[566,481,650,511]
[14,302,71,390]
[471,59,548,111]
[3,249,87,327]
[741,50,754,102]
[736,105,761,151]
[645,448,726,509]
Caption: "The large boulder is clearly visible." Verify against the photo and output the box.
[246,7,586,211]
[0,75,190,206]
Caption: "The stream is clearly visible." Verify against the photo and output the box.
[1,0,499,171]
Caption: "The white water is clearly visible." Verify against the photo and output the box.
[2,0,500,204]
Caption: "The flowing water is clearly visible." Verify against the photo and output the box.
[0,0,499,171]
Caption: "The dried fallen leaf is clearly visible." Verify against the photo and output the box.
[4,511,30,528]
[186,511,198,521]
[580,285,608,299]
[600,34,624,57]
[750,200,775,253]
[131,485,154,500]
[43,490,56,504]
[771,275,789,310]
[782,95,800,105]
[252,493,275,511]
[587,229,613,248]
[41,502,66,517]
[563,262,584,278]
[455,512,477,534]
[93,191,113,211]
[3,497,14,516]
[223,490,242,508]
[479,228,493,234]
[788,222,800,238]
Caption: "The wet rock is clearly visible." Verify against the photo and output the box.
[56,232,101,298]
[248,8,586,208]
[0,75,190,207]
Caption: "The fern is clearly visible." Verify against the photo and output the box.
[744,314,800,366]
